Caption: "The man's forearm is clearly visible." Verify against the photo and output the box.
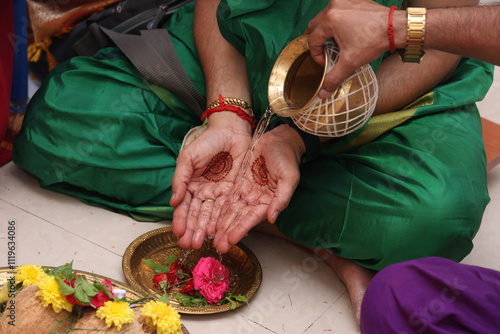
[374,0,475,114]
[374,50,460,114]
[394,5,500,66]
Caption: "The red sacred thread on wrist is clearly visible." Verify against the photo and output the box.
[388,5,397,53]
[201,105,255,129]
[218,94,225,107]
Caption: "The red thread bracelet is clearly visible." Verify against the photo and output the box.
[201,105,255,129]
[388,5,397,53]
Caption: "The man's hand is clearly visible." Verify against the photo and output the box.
[306,0,392,98]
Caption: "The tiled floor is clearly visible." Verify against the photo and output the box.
[1,64,499,333]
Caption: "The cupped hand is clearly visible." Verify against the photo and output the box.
[306,0,390,98]
[170,118,252,250]
[213,124,304,253]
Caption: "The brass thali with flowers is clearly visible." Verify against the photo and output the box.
[122,226,263,314]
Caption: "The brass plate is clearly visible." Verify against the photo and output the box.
[122,227,262,314]
[0,267,190,333]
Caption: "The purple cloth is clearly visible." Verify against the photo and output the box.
[360,257,500,334]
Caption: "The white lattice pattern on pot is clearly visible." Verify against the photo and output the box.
[291,44,378,137]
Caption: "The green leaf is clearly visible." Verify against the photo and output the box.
[73,288,90,305]
[72,276,99,305]
[144,259,171,274]
[77,276,99,297]
[54,277,75,296]
[227,298,237,309]
[158,294,170,303]
[165,255,178,268]
[94,282,113,298]
[175,293,209,308]
[222,294,248,309]
[232,295,249,303]
[47,262,76,281]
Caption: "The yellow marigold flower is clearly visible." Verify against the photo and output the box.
[16,264,48,286]
[141,301,182,334]
[95,300,134,331]
[34,275,73,313]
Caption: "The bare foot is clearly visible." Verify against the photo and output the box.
[318,250,374,324]
[253,222,374,323]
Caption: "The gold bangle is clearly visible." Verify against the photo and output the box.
[401,7,426,63]
[207,97,254,117]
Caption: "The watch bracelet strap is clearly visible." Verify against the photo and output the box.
[279,117,321,164]
[401,7,426,63]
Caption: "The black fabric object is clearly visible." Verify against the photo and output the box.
[101,28,205,117]
[30,0,194,79]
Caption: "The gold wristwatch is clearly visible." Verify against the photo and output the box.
[401,7,426,63]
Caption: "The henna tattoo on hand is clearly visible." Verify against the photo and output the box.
[251,155,268,187]
[202,151,233,182]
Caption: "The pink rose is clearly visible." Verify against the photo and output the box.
[192,257,230,304]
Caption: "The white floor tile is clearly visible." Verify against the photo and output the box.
[0,200,123,279]
[1,162,167,265]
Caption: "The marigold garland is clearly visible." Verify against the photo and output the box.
[16,264,48,286]
[1,263,185,333]
[34,275,74,313]
[95,300,134,331]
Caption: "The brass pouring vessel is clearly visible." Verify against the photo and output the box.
[268,34,325,117]
[268,35,377,137]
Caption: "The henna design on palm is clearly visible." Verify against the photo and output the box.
[202,151,233,182]
[251,155,269,187]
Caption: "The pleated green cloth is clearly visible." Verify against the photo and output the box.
[14,0,494,270]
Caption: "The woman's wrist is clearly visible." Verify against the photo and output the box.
[206,111,253,133]
[207,96,254,118]
[202,94,255,129]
